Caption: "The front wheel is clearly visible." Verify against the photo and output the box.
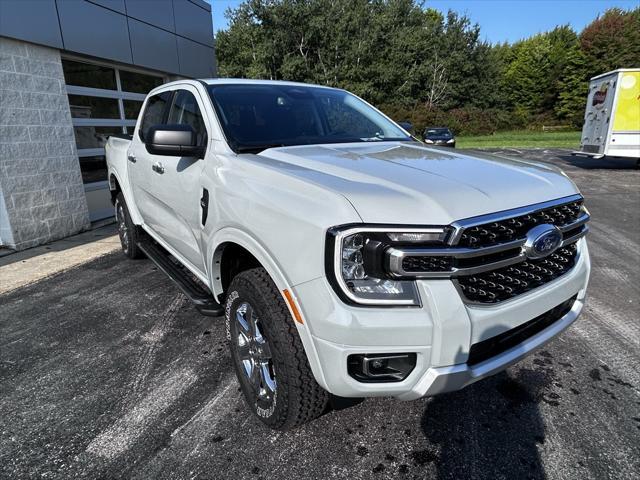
[226,268,328,430]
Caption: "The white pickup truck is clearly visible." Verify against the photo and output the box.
[106,79,590,430]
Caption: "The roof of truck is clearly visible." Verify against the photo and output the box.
[590,68,639,81]
[201,78,338,89]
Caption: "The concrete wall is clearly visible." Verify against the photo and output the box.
[0,37,90,250]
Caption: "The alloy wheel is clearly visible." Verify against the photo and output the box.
[235,302,277,405]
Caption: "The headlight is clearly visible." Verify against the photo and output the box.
[425,139,434,144]
[326,226,449,306]
[447,138,454,143]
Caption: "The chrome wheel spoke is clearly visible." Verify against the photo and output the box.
[255,338,272,360]
[249,310,259,340]
[235,305,251,335]
[249,361,262,391]
[259,362,276,397]
[237,333,252,361]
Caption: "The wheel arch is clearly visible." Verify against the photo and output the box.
[209,227,331,392]
[208,227,291,302]
[108,169,143,225]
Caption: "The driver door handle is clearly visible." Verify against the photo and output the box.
[127,153,136,163]
[152,162,165,174]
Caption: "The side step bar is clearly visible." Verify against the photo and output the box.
[137,238,224,317]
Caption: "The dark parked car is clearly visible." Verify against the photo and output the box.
[423,127,455,147]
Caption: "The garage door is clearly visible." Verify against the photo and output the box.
[61,57,166,221]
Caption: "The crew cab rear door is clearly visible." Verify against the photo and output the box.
[130,86,209,273]
[128,90,171,228]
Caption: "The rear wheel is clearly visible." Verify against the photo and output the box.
[226,267,328,430]
[115,192,144,259]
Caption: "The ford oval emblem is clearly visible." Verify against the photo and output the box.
[523,224,563,259]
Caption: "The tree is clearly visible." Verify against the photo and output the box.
[215,0,491,108]
[580,7,640,74]
[555,47,589,127]
[502,34,552,114]
[215,1,639,134]
[424,51,448,109]
[542,25,579,112]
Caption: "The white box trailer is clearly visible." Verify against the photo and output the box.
[575,68,640,160]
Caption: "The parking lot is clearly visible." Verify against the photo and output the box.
[1,149,638,480]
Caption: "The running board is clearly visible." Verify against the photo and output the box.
[137,238,224,317]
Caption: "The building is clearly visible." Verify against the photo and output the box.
[0,0,216,250]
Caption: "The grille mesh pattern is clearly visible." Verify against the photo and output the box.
[458,200,583,249]
[458,244,578,303]
[402,256,453,272]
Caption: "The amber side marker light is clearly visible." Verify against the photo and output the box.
[283,289,304,324]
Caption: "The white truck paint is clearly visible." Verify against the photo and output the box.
[576,68,640,160]
[106,79,590,429]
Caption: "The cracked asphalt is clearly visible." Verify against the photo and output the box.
[1,149,639,480]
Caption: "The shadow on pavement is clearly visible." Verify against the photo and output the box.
[556,154,639,170]
[420,368,552,479]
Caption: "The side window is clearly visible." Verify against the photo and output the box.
[167,90,207,146]
[139,91,171,142]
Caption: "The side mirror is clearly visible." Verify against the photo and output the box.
[398,121,413,133]
[145,124,204,157]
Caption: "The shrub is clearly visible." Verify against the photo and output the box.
[379,104,528,137]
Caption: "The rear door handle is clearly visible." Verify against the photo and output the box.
[127,153,136,163]
[152,162,165,174]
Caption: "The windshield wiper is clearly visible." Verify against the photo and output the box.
[235,143,286,154]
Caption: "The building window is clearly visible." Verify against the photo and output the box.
[123,100,144,119]
[62,58,165,186]
[119,69,164,94]
[79,156,108,184]
[62,60,117,90]
[68,95,120,119]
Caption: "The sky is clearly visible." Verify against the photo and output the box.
[206,0,638,44]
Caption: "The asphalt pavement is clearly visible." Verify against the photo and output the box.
[1,149,638,480]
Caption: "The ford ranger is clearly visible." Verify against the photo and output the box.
[105,79,590,430]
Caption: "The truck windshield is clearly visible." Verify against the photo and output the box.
[207,84,412,153]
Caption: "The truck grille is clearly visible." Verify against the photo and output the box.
[385,195,589,304]
[458,199,583,248]
[402,256,453,272]
[457,244,578,303]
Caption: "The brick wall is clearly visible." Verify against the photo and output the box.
[0,37,90,250]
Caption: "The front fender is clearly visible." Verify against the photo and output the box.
[206,226,332,391]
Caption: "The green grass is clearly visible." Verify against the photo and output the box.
[456,130,581,149]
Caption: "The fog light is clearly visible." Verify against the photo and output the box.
[347,353,417,383]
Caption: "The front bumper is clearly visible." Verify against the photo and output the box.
[426,141,455,148]
[292,238,590,399]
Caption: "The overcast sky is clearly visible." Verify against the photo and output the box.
[207,0,638,44]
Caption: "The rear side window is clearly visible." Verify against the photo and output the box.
[167,90,207,146]
[139,91,171,142]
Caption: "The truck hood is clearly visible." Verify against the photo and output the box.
[253,142,579,225]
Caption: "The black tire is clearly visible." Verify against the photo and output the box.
[225,267,329,430]
[115,192,144,259]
